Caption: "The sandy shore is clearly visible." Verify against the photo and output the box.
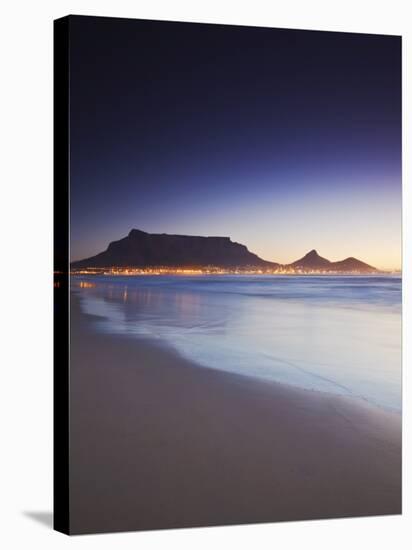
[69,293,401,534]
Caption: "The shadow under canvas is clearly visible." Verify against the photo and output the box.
[24,511,53,529]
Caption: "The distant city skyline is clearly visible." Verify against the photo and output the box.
[69,18,401,270]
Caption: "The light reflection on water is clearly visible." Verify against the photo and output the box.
[72,275,401,412]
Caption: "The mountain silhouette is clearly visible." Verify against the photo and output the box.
[71,229,278,269]
[329,257,377,272]
[290,249,332,270]
[287,250,377,272]
[71,230,378,273]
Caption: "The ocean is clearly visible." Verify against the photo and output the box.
[72,275,401,412]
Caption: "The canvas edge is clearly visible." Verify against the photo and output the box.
[53,14,70,536]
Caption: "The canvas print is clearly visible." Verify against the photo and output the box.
[54,15,402,535]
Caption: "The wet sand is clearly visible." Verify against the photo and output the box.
[69,294,401,534]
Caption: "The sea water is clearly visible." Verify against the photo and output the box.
[72,275,401,412]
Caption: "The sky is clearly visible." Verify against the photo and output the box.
[69,16,401,269]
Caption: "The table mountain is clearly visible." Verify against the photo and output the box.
[71,230,378,273]
[71,229,278,269]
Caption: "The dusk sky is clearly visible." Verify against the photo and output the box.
[69,16,401,269]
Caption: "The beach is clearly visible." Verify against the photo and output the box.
[69,293,401,534]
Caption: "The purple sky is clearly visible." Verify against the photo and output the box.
[69,17,401,269]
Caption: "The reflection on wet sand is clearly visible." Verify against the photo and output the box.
[72,274,401,411]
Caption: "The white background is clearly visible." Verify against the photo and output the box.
[0,0,410,548]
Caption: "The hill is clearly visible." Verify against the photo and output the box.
[286,250,377,273]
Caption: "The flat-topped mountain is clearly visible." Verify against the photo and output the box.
[286,249,377,273]
[71,229,378,273]
[71,229,278,269]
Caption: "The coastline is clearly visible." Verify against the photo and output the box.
[69,293,401,534]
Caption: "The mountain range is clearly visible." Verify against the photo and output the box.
[289,249,376,273]
[71,229,378,273]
